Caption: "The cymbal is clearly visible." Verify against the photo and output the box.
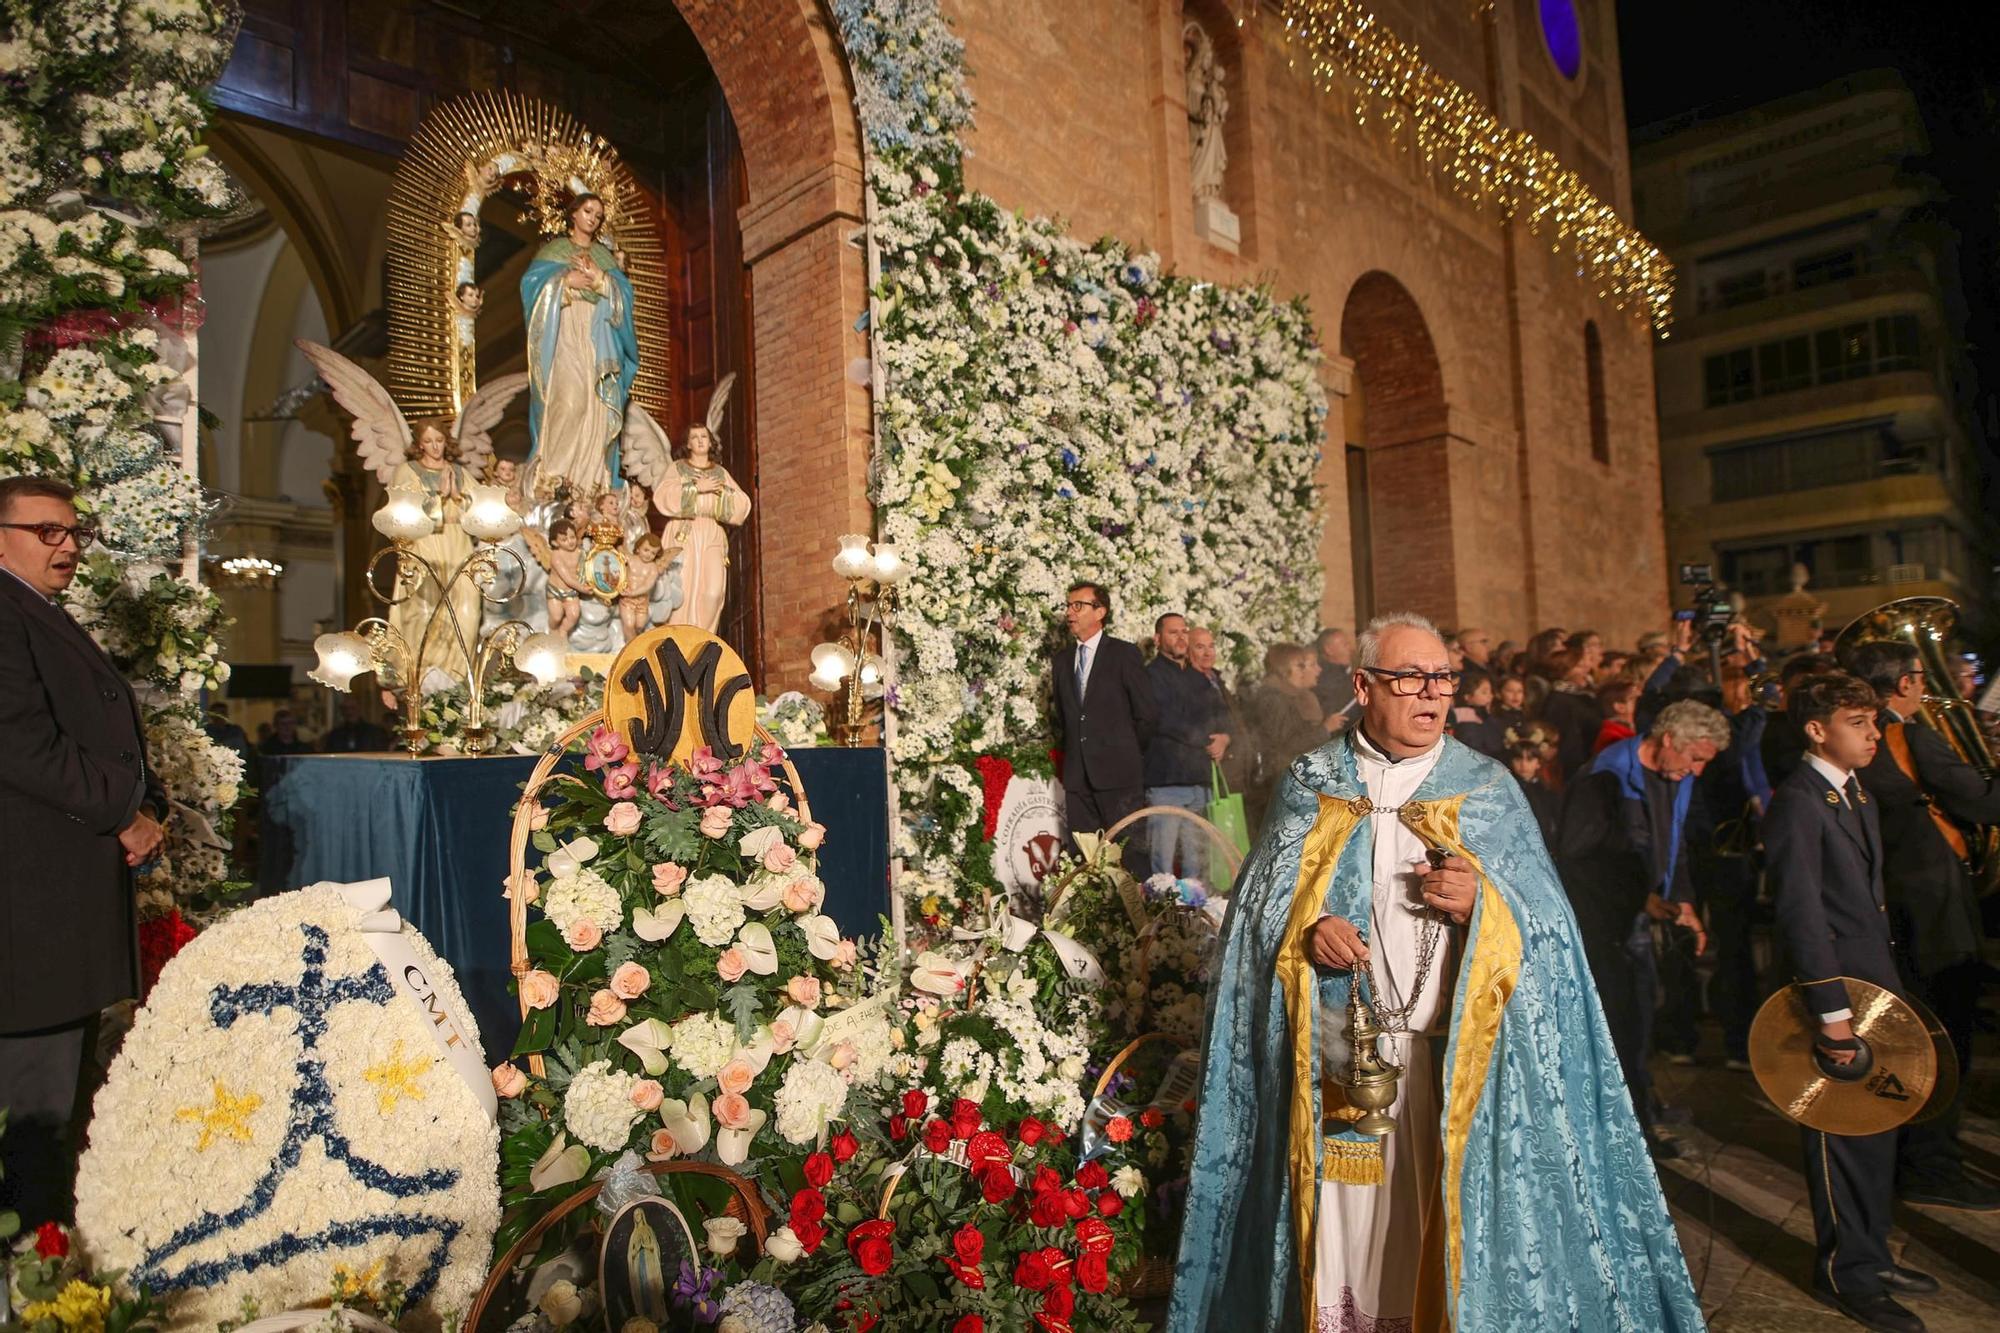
[1750,979,1936,1135]
[1906,992,1959,1126]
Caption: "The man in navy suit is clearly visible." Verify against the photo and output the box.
[0,476,164,1223]
[1052,581,1156,872]
[1766,671,1937,1333]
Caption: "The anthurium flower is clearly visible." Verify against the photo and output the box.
[735,922,779,975]
[528,1132,591,1191]
[738,874,788,912]
[655,1092,712,1157]
[617,1017,674,1075]
[545,836,599,878]
[633,901,685,942]
[798,913,841,961]
[911,949,970,996]
[738,825,785,860]
[714,1106,768,1165]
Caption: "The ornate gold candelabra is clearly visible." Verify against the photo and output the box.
[808,534,906,747]
[310,484,565,755]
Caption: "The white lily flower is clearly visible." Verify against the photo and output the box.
[714,1107,767,1165]
[528,1132,591,1192]
[617,1018,674,1076]
[633,901,685,942]
[798,913,841,961]
[735,922,779,974]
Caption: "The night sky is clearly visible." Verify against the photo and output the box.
[1617,0,2000,453]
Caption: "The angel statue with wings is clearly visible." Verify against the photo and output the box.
[522,192,639,499]
[295,340,529,682]
[619,372,749,634]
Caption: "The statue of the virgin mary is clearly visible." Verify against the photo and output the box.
[522,192,638,498]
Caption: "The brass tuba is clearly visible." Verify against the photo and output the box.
[1836,596,1998,885]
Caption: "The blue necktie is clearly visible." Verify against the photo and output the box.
[1075,642,1091,697]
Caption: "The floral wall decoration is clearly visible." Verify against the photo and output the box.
[830,0,1329,914]
[0,0,246,935]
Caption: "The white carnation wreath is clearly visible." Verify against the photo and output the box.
[74,883,500,1330]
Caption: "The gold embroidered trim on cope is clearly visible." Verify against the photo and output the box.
[1398,794,1522,1310]
[1274,794,1364,1323]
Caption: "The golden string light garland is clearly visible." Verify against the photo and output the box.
[1269,0,1674,333]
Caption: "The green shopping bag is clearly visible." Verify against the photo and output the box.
[1206,760,1250,892]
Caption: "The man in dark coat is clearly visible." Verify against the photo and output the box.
[0,476,164,1223]
[1555,700,1726,1153]
[1849,638,2000,1211]
[1765,670,1936,1331]
[1051,581,1156,873]
[1142,613,1228,878]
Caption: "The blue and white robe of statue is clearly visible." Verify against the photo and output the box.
[1168,733,1705,1332]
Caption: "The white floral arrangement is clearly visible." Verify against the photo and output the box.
[0,1,239,937]
[74,882,501,1330]
[756,691,827,750]
[829,0,1327,919]
[417,669,604,756]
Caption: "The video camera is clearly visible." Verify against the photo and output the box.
[1677,563,1736,644]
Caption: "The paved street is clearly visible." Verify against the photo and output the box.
[1658,1027,2000,1330]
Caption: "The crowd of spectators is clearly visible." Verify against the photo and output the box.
[1082,596,1996,1192]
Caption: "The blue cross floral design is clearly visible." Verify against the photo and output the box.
[132,925,465,1301]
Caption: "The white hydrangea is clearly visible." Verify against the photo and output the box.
[668,1013,737,1080]
[773,1057,850,1146]
[562,1060,642,1152]
[540,868,622,938]
[683,873,745,947]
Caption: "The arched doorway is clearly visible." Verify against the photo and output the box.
[1338,271,1451,626]
[202,0,868,688]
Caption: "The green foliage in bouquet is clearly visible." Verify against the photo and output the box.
[492,726,894,1264]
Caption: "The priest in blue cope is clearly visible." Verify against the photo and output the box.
[1169,612,1703,1333]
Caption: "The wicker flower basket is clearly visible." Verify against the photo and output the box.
[465,1161,771,1333]
[504,715,811,1079]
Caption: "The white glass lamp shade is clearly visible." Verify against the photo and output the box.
[868,541,906,585]
[831,533,874,580]
[372,488,437,541]
[857,652,888,699]
[807,642,853,693]
[460,484,523,542]
[514,630,570,685]
[309,631,376,691]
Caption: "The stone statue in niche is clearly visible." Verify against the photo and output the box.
[1184,18,1240,254]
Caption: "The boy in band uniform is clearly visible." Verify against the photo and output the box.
[1764,672,1937,1333]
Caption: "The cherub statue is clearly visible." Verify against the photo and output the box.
[619,372,749,634]
[447,210,481,252]
[525,517,590,637]
[453,282,484,316]
[293,340,531,681]
[485,456,526,514]
[617,531,682,642]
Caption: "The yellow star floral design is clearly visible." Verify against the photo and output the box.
[174,1080,263,1152]
[363,1041,430,1114]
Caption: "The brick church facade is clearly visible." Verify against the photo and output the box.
[207,0,1667,688]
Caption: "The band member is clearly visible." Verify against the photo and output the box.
[1848,639,2000,1211]
[1766,672,1936,1332]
